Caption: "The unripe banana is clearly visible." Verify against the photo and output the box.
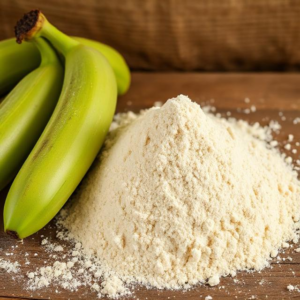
[0,38,63,191]
[2,36,130,95]
[74,37,130,95]
[0,38,40,96]
[4,10,117,239]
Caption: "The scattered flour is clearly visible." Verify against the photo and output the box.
[287,284,300,292]
[0,258,20,273]
[293,117,300,125]
[54,245,64,252]
[288,134,294,142]
[285,144,292,150]
[56,95,300,297]
[208,275,220,287]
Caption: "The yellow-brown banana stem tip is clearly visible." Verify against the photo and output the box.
[15,9,42,44]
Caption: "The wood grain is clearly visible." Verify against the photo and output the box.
[1,72,300,299]
[1,1,300,71]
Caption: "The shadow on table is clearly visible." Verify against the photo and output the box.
[0,185,10,233]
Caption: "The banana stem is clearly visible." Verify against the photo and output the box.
[15,10,79,56]
[41,18,79,56]
[30,38,59,66]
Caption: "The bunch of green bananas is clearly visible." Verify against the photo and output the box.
[1,10,130,239]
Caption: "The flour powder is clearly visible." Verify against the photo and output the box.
[60,95,300,297]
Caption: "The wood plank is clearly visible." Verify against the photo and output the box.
[1,2,300,71]
[1,73,300,300]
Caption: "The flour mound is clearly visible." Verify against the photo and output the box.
[61,95,300,295]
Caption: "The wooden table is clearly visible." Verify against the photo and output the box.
[1,73,300,300]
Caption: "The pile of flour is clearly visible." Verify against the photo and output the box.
[59,95,300,297]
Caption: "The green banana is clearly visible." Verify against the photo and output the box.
[0,38,63,191]
[74,37,130,95]
[4,10,117,239]
[2,36,130,95]
[0,38,40,96]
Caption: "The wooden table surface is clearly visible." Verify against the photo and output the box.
[1,72,300,300]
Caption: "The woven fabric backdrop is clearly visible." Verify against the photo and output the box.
[1,0,300,71]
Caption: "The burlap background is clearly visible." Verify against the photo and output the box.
[1,0,300,71]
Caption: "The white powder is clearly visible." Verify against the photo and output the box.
[208,275,220,286]
[0,259,20,273]
[54,245,64,252]
[282,242,290,248]
[41,238,48,245]
[287,284,300,292]
[288,134,294,142]
[270,141,278,147]
[287,284,295,291]
[293,118,300,125]
[58,95,300,297]
[285,144,292,150]
[270,249,278,258]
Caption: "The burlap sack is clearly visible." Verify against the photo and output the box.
[1,0,299,71]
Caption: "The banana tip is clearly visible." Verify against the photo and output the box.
[6,230,19,239]
[15,9,42,44]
